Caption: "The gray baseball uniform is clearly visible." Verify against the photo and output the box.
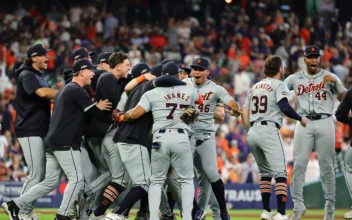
[243,78,288,178]
[17,137,45,215]
[284,69,345,213]
[183,78,233,215]
[138,85,199,220]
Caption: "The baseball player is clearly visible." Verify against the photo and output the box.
[12,44,58,220]
[2,59,113,220]
[161,63,223,220]
[88,52,134,220]
[80,52,115,217]
[284,45,345,220]
[335,89,352,220]
[115,61,203,220]
[63,49,111,219]
[242,55,307,220]
[182,57,241,220]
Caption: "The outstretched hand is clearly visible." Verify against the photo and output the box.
[96,99,112,111]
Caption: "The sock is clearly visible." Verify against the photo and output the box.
[139,193,149,214]
[113,186,147,215]
[275,177,288,215]
[211,179,228,215]
[260,177,272,212]
[94,182,123,216]
[167,191,176,212]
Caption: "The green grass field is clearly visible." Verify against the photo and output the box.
[0,208,349,220]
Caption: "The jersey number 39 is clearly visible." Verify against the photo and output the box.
[251,95,268,114]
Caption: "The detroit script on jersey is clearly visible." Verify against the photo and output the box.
[284,70,345,115]
[183,78,233,133]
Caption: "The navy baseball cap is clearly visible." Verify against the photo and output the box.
[304,45,321,57]
[63,69,73,84]
[97,52,112,64]
[162,62,182,76]
[151,65,163,77]
[190,58,210,70]
[27,44,51,58]
[72,59,96,73]
[179,63,191,74]
[72,47,95,61]
[131,62,151,78]
[159,59,172,66]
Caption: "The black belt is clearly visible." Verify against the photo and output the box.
[305,114,332,121]
[250,121,280,129]
[159,129,184,134]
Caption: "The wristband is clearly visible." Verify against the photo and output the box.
[136,75,146,83]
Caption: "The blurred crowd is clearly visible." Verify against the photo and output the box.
[0,0,352,185]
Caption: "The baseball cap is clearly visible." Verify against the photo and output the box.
[179,63,191,74]
[304,45,321,57]
[72,59,96,73]
[162,62,182,76]
[159,59,172,66]
[190,58,210,70]
[131,62,151,78]
[151,65,163,77]
[97,52,112,64]
[27,44,51,58]
[72,47,95,61]
[63,69,73,84]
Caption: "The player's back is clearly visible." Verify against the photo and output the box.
[247,78,287,126]
[144,86,198,134]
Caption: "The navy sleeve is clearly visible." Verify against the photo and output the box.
[278,98,302,121]
[75,86,95,112]
[98,74,119,109]
[22,72,43,95]
[335,90,352,124]
[154,75,186,87]
[86,105,113,124]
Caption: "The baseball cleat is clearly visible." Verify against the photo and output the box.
[273,213,288,220]
[104,213,129,220]
[18,212,40,220]
[55,214,72,220]
[193,208,207,220]
[160,213,175,220]
[323,212,334,220]
[135,211,150,220]
[260,210,274,220]
[288,210,306,220]
[344,210,352,219]
[220,213,231,220]
[2,201,20,220]
[89,213,105,220]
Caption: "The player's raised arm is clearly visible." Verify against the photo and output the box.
[120,92,151,122]
[124,73,155,95]
[323,74,346,101]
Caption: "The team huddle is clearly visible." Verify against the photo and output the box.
[1,43,351,220]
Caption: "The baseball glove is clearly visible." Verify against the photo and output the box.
[181,105,199,125]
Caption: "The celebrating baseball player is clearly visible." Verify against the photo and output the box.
[2,59,113,220]
[284,45,345,220]
[10,44,58,220]
[183,57,241,220]
[241,55,307,220]
[115,62,203,220]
